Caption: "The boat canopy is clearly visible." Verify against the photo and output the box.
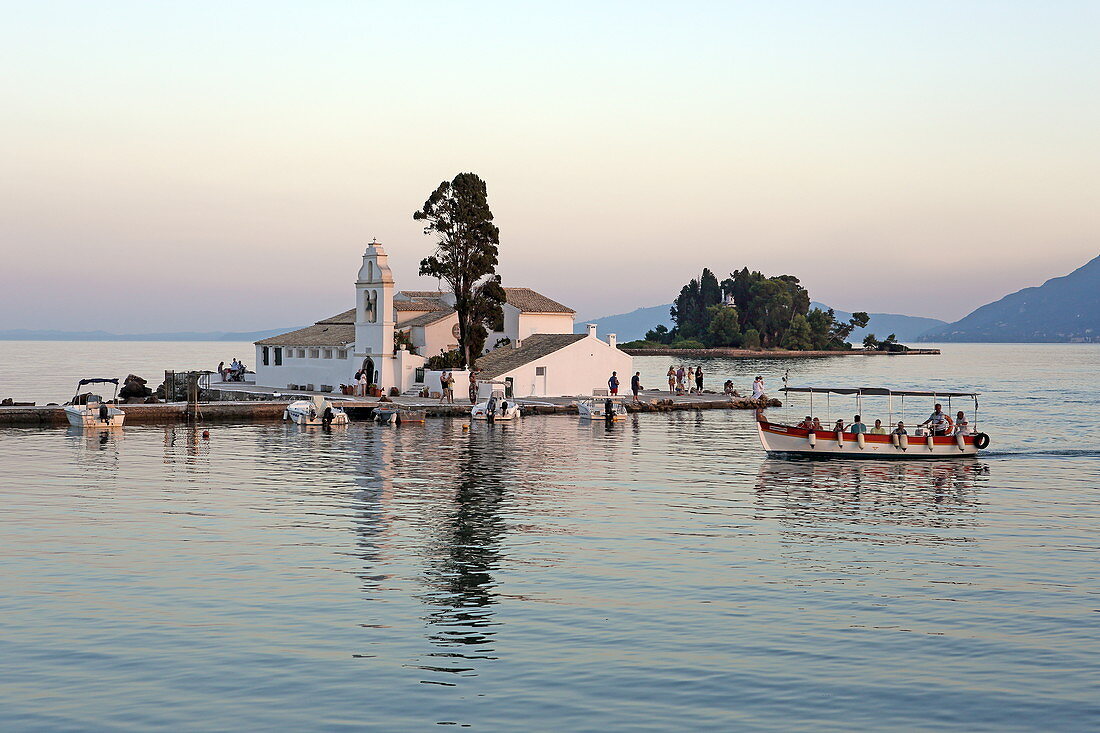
[781,386,979,398]
[77,378,119,386]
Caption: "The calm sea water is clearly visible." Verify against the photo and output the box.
[1,343,1099,731]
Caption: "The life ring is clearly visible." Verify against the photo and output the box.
[973,432,990,450]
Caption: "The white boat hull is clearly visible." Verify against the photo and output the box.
[757,420,983,459]
[471,402,521,420]
[64,405,125,428]
[284,400,348,426]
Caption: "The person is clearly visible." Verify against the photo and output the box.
[954,411,971,435]
[752,376,765,401]
[676,365,686,392]
[357,370,369,397]
[469,370,479,403]
[833,418,846,433]
[630,372,642,402]
[446,372,456,404]
[850,415,867,434]
[686,367,695,392]
[608,371,619,396]
[812,417,824,431]
[919,403,952,436]
[724,380,736,396]
[217,361,225,382]
[893,421,907,435]
[695,365,704,393]
[797,416,813,429]
[870,419,887,435]
[667,367,676,393]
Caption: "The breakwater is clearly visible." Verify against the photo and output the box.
[0,395,778,428]
[624,347,940,357]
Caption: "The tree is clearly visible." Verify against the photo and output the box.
[705,305,741,347]
[782,314,814,350]
[415,173,506,368]
[742,328,762,349]
[645,324,672,344]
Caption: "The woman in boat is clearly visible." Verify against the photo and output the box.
[811,417,824,431]
[833,418,846,433]
[954,411,971,435]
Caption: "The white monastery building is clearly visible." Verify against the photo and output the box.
[253,241,632,397]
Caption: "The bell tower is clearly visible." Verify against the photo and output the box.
[354,239,395,385]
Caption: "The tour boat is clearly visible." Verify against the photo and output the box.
[471,385,521,421]
[64,378,125,428]
[284,395,349,426]
[756,386,989,459]
[576,395,629,422]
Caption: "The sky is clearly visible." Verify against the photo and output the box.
[1,1,1097,332]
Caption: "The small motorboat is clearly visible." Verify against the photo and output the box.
[372,406,425,425]
[471,384,521,421]
[757,385,990,459]
[64,378,125,428]
[284,395,348,426]
[576,395,629,422]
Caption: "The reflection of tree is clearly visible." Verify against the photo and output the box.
[418,429,508,671]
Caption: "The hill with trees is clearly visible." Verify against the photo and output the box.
[918,254,1100,342]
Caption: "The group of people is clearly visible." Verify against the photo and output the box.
[607,371,644,402]
[217,359,248,382]
[665,365,705,395]
[795,404,972,437]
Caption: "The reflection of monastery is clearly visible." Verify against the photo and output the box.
[254,241,631,396]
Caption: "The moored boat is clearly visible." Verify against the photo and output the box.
[471,383,521,421]
[576,395,629,422]
[284,395,348,426]
[757,386,989,459]
[64,378,125,428]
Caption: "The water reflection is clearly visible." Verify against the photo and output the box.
[417,426,507,676]
[754,459,988,540]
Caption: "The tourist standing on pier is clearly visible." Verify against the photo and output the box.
[667,367,676,393]
[608,371,619,396]
[438,371,449,404]
[468,370,478,403]
[686,367,695,392]
[676,366,686,392]
[695,365,704,392]
[357,370,369,397]
[630,372,642,402]
[446,372,456,404]
[752,376,766,401]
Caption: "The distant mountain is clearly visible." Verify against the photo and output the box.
[0,327,296,342]
[579,301,942,344]
[810,302,946,343]
[575,303,674,341]
[918,254,1100,342]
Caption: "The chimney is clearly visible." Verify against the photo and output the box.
[586,323,597,337]
[608,333,617,349]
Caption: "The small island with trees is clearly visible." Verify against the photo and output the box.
[622,268,935,357]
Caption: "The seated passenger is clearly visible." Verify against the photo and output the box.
[893,421,907,435]
[849,415,867,434]
[796,416,813,429]
[811,417,824,431]
[870,419,887,434]
[919,402,951,436]
[833,419,846,433]
[954,411,971,435]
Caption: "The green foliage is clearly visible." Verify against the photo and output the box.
[620,339,659,349]
[644,324,673,344]
[742,328,762,349]
[782,314,814,350]
[394,329,418,355]
[427,349,464,370]
[415,172,506,368]
[705,305,741,347]
[670,339,706,349]
[863,332,909,352]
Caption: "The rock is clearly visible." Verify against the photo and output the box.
[120,374,152,400]
[1,398,11,406]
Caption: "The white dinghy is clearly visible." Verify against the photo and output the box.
[757,385,990,459]
[471,382,521,421]
[64,378,125,428]
[284,395,348,426]
[576,394,629,422]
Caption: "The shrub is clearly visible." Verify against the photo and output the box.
[671,339,706,350]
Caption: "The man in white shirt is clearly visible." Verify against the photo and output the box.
[752,376,765,400]
[920,403,951,436]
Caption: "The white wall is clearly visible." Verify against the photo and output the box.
[495,335,633,397]
[517,312,574,340]
[254,345,359,392]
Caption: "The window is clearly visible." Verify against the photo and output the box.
[309,348,319,359]
[274,347,283,366]
[336,349,347,359]
[296,348,306,358]
[323,349,333,359]
[535,367,546,376]
[262,346,269,366]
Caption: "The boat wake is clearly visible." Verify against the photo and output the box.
[981,448,1100,459]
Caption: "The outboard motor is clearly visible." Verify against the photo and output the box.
[98,402,110,423]
[487,395,497,423]
[604,398,614,424]
[322,406,333,427]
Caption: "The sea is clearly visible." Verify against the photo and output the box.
[1,341,1098,731]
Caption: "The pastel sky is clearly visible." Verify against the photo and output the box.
[1,1,1097,332]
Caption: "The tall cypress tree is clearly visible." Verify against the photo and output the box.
[415,173,506,368]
